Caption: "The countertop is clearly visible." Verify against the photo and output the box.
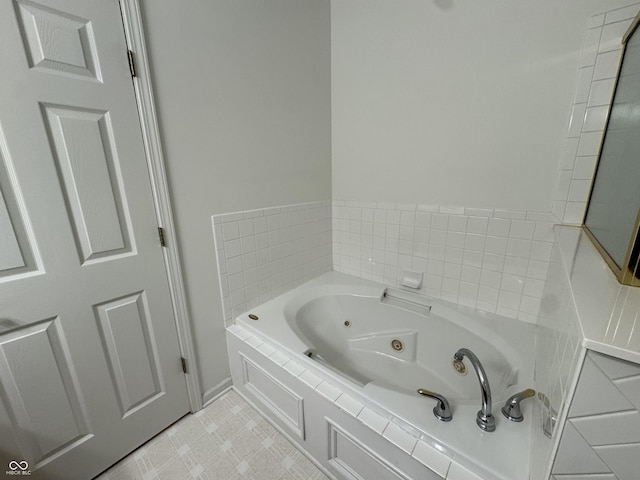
[555,225,640,364]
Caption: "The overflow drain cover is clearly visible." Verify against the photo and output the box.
[248,314,259,320]
[391,339,404,352]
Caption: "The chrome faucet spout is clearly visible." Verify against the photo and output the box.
[453,348,495,432]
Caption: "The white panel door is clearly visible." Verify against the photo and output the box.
[0,1,191,478]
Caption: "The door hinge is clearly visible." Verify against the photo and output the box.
[158,227,166,247]
[127,49,137,78]
[181,357,188,374]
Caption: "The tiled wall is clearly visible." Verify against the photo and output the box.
[212,201,332,326]
[553,3,640,224]
[552,351,640,480]
[332,201,556,322]
[529,230,584,480]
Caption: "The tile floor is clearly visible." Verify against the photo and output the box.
[96,389,329,480]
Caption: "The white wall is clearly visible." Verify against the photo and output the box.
[331,0,634,211]
[140,0,331,402]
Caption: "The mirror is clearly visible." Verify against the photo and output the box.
[584,14,640,286]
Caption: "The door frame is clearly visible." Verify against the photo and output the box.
[119,0,202,412]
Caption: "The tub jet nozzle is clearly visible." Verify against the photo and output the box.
[452,359,467,375]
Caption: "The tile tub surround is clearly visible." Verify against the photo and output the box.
[212,201,332,325]
[552,351,640,480]
[531,226,640,480]
[529,236,584,480]
[332,200,557,322]
[553,3,640,224]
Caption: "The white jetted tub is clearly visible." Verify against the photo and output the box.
[228,272,536,480]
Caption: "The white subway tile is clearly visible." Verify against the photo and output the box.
[382,422,418,455]
[448,215,467,232]
[580,27,602,68]
[605,4,639,24]
[335,393,364,417]
[464,234,486,252]
[397,203,416,211]
[520,295,542,315]
[577,131,604,156]
[527,259,550,280]
[461,265,481,284]
[224,239,242,258]
[357,407,389,435]
[283,360,305,377]
[507,238,531,259]
[588,14,605,29]
[316,381,342,402]
[509,220,535,240]
[487,218,511,237]
[534,222,555,242]
[257,342,276,357]
[240,236,256,254]
[599,20,629,53]
[443,262,462,279]
[483,253,505,273]
[583,105,609,132]
[589,78,616,107]
[494,209,526,220]
[531,241,553,262]
[524,277,545,298]
[387,210,401,225]
[439,206,465,215]
[417,204,439,213]
[459,282,479,303]
[442,277,459,295]
[464,207,493,217]
[572,156,599,180]
[525,211,558,222]
[568,179,592,202]
[400,211,415,226]
[504,256,529,276]
[299,369,323,389]
[560,138,579,170]
[501,273,525,294]
[485,236,508,255]
[462,250,483,268]
[447,462,484,480]
[446,231,466,249]
[575,66,595,104]
[498,290,522,311]
[415,212,432,228]
[556,170,572,202]
[593,50,622,81]
[430,230,447,246]
[412,440,451,478]
[221,211,244,223]
[568,103,587,137]
[466,216,488,235]
[564,202,587,225]
[227,256,243,276]
[432,214,449,230]
[444,247,463,264]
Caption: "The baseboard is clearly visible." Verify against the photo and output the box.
[201,377,233,408]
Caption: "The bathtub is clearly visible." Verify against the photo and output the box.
[228,271,535,480]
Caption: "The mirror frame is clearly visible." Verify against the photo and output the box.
[583,12,640,286]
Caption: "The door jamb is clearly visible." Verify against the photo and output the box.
[119,0,203,412]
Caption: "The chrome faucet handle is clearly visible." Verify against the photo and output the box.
[417,388,452,422]
[501,388,535,422]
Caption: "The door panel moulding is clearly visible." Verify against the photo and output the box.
[118,0,202,412]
